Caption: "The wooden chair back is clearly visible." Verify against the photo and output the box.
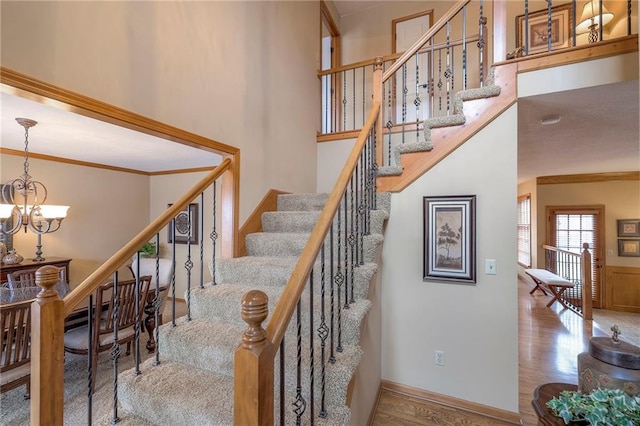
[94,276,152,347]
[0,299,32,397]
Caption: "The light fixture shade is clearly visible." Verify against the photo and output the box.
[0,204,15,219]
[576,1,614,34]
[40,205,70,219]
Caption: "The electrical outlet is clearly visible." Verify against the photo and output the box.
[435,350,445,366]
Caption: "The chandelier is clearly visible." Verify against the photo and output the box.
[0,118,70,262]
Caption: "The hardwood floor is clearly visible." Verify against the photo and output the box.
[371,278,610,425]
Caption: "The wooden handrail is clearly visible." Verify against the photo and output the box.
[317,33,480,77]
[541,244,582,258]
[63,157,232,316]
[266,102,380,345]
[383,0,470,81]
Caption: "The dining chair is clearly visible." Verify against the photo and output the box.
[0,298,32,399]
[127,256,174,325]
[7,267,70,299]
[63,276,151,393]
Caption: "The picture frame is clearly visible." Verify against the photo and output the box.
[0,184,14,251]
[617,219,640,237]
[423,195,476,283]
[167,203,199,245]
[516,3,573,55]
[618,239,640,257]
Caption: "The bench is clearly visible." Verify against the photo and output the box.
[525,268,575,309]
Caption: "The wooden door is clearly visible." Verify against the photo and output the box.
[547,206,605,308]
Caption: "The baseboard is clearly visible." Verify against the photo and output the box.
[378,380,522,425]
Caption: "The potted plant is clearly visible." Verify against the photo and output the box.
[547,388,640,425]
[138,242,157,258]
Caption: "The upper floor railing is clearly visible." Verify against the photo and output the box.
[543,243,593,319]
[319,0,637,169]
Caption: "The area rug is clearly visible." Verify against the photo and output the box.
[0,349,151,425]
[592,309,640,347]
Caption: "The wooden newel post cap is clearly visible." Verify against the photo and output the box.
[374,56,383,70]
[582,242,590,250]
[241,290,269,348]
[35,265,62,299]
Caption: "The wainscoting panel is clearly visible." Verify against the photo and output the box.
[604,266,640,313]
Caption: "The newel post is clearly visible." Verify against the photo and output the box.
[31,265,65,426]
[581,243,593,320]
[234,290,275,425]
[373,56,384,166]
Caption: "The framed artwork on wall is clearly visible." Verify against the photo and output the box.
[516,3,573,55]
[423,195,476,283]
[618,239,640,257]
[617,219,640,237]
[167,203,199,245]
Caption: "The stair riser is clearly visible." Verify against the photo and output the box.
[262,210,388,235]
[246,233,383,262]
[214,260,377,301]
[190,285,370,348]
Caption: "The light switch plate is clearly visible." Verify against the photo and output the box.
[485,259,497,275]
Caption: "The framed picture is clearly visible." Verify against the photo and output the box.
[516,3,573,55]
[423,195,476,283]
[0,184,14,251]
[167,203,199,245]
[617,219,640,237]
[618,239,640,257]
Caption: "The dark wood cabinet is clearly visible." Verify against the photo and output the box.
[0,257,72,284]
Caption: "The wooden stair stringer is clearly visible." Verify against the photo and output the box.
[377,62,517,193]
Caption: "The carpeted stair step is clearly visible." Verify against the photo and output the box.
[117,357,353,426]
[261,209,388,235]
[118,358,235,425]
[155,316,361,408]
[189,282,371,346]
[213,257,378,301]
[245,232,384,262]
[276,192,390,217]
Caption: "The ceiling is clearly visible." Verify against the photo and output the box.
[0,93,222,174]
[0,79,637,180]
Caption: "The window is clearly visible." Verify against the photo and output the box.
[517,195,531,267]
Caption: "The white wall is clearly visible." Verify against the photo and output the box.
[1,1,320,224]
[380,106,519,412]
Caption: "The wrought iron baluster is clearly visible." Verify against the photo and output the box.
[462,5,468,90]
[385,78,393,167]
[87,294,94,424]
[362,66,366,127]
[524,0,530,56]
[293,300,306,425]
[402,63,407,144]
[430,42,435,118]
[437,49,443,115]
[186,206,193,321]
[111,271,120,424]
[547,0,552,52]
[154,232,161,366]
[415,51,421,141]
[171,218,177,326]
[478,0,486,85]
[352,68,356,130]
[280,338,285,425]
[343,191,350,310]
[446,21,452,115]
[199,193,204,289]
[335,202,343,353]
[329,223,336,364]
[309,269,315,422]
[211,182,218,286]
[628,0,632,35]
[134,261,141,375]
[318,244,328,418]
[349,175,355,305]
[358,152,364,266]
[342,70,347,132]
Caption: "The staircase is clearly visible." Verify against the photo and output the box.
[109,192,390,425]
